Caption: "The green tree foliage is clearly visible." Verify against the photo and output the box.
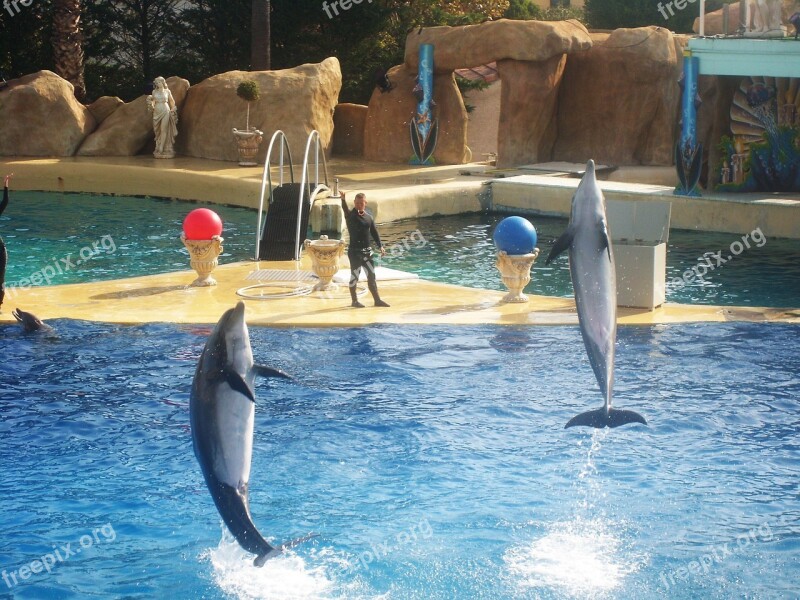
[2,0,522,103]
[504,0,543,20]
[585,0,725,33]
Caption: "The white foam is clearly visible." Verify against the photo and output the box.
[503,518,646,598]
[202,531,382,600]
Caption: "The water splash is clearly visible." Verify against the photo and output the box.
[203,531,383,600]
[503,517,643,598]
[503,430,646,597]
[204,531,334,600]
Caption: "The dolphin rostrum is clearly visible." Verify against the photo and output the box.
[190,301,313,566]
[545,160,647,429]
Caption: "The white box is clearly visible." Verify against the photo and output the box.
[607,200,671,310]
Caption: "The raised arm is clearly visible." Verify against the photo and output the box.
[340,192,349,215]
[1,173,11,217]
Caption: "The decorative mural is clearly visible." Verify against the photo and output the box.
[717,76,800,192]
[410,44,439,165]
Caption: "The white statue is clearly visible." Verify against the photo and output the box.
[750,0,784,33]
[146,76,178,158]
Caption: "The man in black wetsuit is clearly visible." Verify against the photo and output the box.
[340,191,390,308]
[0,173,10,310]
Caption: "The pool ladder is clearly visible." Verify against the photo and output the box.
[255,130,332,261]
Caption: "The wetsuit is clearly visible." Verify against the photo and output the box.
[341,196,387,307]
[0,184,7,308]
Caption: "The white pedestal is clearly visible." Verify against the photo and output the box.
[614,241,667,310]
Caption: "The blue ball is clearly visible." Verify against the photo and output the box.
[493,216,537,255]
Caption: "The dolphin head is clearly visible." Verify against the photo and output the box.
[570,160,605,224]
[12,308,50,333]
[202,301,254,383]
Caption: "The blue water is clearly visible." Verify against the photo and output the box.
[1,321,798,599]
[2,193,799,307]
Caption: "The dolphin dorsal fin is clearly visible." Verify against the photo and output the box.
[545,226,575,265]
[223,367,256,402]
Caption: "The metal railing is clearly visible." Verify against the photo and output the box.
[293,130,331,260]
[255,130,294,260]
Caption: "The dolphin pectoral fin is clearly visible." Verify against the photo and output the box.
[253,364,292,380]
[599,220,612,260]
[253,533,319,567]
[565,407,647,429]
[224,367,256,402]
[545,227,575,264]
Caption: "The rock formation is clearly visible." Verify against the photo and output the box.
[77,76,189,156]
[364,64,467,164]
[177,58,342,163]
[332,103,368,156]
[554,27,682,167]
[86,96,124,125]
[405,19,592,71]
[0,70,95,157]
[364,19,592,166]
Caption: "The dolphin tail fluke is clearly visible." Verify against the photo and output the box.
[253,533,319,567]
[607,408,647,428]
[565,408,647,429]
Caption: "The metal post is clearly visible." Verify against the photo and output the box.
[699,0,706,36]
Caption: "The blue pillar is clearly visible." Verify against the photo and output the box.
[680,55,699,149]
[674,53,703,197]
[410,44,438,165]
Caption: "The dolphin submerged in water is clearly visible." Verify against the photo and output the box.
[545,160,647,429]
[190,301,312,566]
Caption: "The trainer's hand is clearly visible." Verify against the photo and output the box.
[4,173,12,187]
[380,246,386,257]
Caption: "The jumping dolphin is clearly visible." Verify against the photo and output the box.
[190,301,312,566]
[12,308,55,334]
[545,160,647,429]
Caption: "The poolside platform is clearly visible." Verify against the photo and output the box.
[2,155,799,239]
[1,259,797,327]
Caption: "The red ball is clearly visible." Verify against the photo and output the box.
[183,208,223,240]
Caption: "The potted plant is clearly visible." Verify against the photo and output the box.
[232,79,264,166]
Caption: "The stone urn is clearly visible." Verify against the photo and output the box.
[232,128,264,166]
[304,235,346,291]
[181,234,224,286]
[495,249,540,303]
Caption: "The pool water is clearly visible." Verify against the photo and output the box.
[2,193,799,308]
[1,321,798,599]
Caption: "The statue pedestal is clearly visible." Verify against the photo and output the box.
[181,235,224,286]
[304,236,346,291]
[495,250,539,303]
[232,128,264,166]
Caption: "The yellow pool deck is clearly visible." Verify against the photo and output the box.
[0,155,798,327]
[1,259,797,327]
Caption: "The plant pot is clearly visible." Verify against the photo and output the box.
[232,128,264,166]
[181,234,224,286]
[495,249,539,303]
[304,236,346,291]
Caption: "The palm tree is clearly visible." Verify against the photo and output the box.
[52,0,87,101]
[251,0,270,71]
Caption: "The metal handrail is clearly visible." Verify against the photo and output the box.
[255,130,294,260]
[294,130,331,260]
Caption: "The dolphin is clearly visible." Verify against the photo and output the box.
[545,160,647,429]
[12,308,55,335]
[190,301,312,566]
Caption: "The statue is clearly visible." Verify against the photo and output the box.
[146,76,178,158]
[750,0,784,34]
